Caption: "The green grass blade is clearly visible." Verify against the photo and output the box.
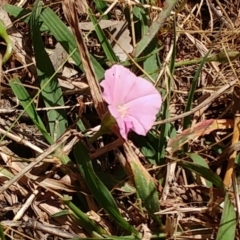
[3,4,105,81]
[62,195,108,237]
[9,78,71,164]
[0,19,13,64]
[157,89,177,165]
[94,0,108,17]
[169,16,177,73]
[183,51,211,129]
[89,10,119,63]
[127,154,161,223]
[41,7,105,80]
[0,224,6,240]
[157,92,171,165]
[189,153,212,187]
[133,0,178,57]
[30,0,67,139]
[157,17,177,165]
[9,78,53,144]
[157,17,177,164]
[131,133,158,165]
[73,142,139,236]
[179,160,224,191]
[216,193,236,240]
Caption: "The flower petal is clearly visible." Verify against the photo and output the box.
[108,105,133,139]
[123,76,161,105]
[124,93,162,135]
[101,64,162,139]
[100,65,139,106]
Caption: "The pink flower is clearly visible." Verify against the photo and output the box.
[100,65,162,139]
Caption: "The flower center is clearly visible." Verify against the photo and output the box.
[117,105,127,118]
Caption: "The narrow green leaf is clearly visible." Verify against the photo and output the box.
[3,5,31,23]
[62,195,108,237]
[131,133,157,165]
[189,153,212,187]
[0,167,14,179]
[183,51,211,129]
[0,19,13,63]
[143,38,160,81]
[157,94,176,165]
[179,160,224,191]
[94,0,108,17]
[0,224,6,240]
[3,4,105,81]
[131,160,161,223]
[9,78,71,164]
[89,10,119,63]
[51,209,70,217]
[30,0,67,139]
[73,142,139,236]
[9,78,53,144]
[216,193,236,240]
[133,0,178,57]
[41,7,105,81]
[169,16,177,74]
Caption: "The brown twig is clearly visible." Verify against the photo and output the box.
[23,219,79,239]
[154,80,237,126]
[0,131,74,194]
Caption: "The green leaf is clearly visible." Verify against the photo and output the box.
[0,224,6,240]
[189,153,212,187]
[9,78,53,144]
[131,160,161,223]
[179,160,224,191]
[62,195,107,237]
[131,133,158,165]
[73,142,139,236]
[9,78,71,164]
[183,50,211,129]
[133,0,178,57]
[3,4,105,81]
[89,10,119,63]
[157,92,176,165]
[94,0,108,17]
[216,193,236,240]
[123,143,161,224]
[41,7,105,80]
[0,19,13,63]
[143,38,160,81]
[30,0,67,139]
[51,209,70,217]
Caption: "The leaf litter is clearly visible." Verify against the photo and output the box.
[0,0,240,239]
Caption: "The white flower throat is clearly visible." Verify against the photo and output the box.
[117,105,128,117]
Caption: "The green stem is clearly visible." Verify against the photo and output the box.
[0,20,12,64]
[175,50,239,67]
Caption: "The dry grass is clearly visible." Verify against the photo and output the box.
[0,0,240,239]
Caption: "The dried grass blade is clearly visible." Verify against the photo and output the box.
[0,131,72,194]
